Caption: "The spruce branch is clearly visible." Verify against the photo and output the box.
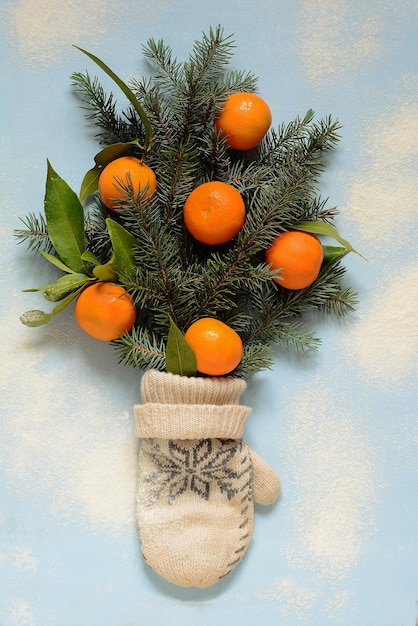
[185,25,236,84]
[315,261,359,315]
[235,342,275,378]
[113,327,166,370]
[142,37,187,99]
[129,78,180,149]
[154,140,203,229]
[197,131,232,182]
[275,321,322,353]
[141,27,257,146]
[260,112,341,180]
[71,71,137,144]
[111,190,190,331]
[84,203,112,262]
[14,212,53,254]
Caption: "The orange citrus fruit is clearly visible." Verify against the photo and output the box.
[266,230,324,290]
[98,156,157,210]
[214,92,272,151]
[183,181,246,245]
[185,317,243,376]
[74,282,136,341]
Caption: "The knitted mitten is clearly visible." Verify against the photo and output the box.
[134,370,281,588]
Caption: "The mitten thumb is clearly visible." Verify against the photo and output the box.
[249,448,281,505]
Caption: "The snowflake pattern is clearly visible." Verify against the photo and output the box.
[139,438,251,505]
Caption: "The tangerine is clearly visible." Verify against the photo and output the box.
[183,181,245,245]
[214,92,272,151]
[74,282,136,341]
[98,156,157,210]
[266,230,324,290]
[185,317,243,376]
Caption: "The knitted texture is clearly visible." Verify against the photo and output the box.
[135,370,251,440]
[134,370,281,588]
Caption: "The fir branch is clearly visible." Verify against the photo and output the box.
[231,164,316,256]
[121,105,146,141]
[129,78,180,149]
[260,112,341,180]
[84,203,112,263]
[240,276,332,348]
[113,327,166,370]
[142,38,187,98]
[307,115,342,158]
[188,250,267,322]
[14,212,53,254]
[71,71,140,144]
[216,68,258,95]
[273,320,322,353]
[113,189,189,330]
[260,109,315,163]
[296,196,339,222]
[324,286,358,315]
[258,260,357,321]
[154,141,203,229]
[198,130,232,182]
[315,261,359,315]
[142,26,257,145]
[235,342,275,378]
[185,25,236,85]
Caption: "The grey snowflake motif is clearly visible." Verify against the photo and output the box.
[141,438,248,505]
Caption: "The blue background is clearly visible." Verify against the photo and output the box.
[1,1,417,625]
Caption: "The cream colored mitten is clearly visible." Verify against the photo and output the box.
[134,370,281,588]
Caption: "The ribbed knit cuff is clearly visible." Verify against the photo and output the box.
[140,369,247,405]
[134,370,251,440]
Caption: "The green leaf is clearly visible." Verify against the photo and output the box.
[302,108,315,124]
[92,253,118,281]
[23,287,49,293]
[293,220,365,258]
[79,141,142,201]
[106,218,137,276]
[73,46,153,154]
[94,142,142,167]
[20,288,83,327]
[44,160,87,273]
[40,250,76,274]
[43,273,92,301]
[79,167,101,202]
[81,250,101,266]
[165,317,197,377]
[20,309,54,327]
[23,273,91,300]
[322,245,350,261]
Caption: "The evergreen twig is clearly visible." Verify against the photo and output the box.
[14,213,53,254]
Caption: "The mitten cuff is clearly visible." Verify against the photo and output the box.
[140,369,247,405]
[134,370,251,439]
[135,403,250,439]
